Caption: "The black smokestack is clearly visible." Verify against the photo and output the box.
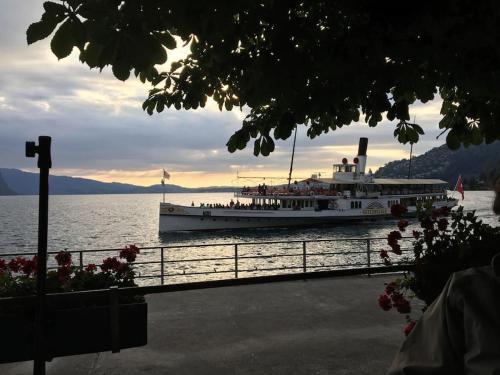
[358,138,368,156]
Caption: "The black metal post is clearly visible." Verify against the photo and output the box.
[302,241,307,273]
[26,136,52,375]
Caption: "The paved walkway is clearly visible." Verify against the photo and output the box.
[2,274,406,375]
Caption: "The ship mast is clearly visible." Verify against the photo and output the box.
[287,125,298,190]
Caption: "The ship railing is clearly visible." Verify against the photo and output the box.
[0,237,415,286]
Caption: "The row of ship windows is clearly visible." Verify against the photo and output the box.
[200,218,276,222]
[350,201,362,209]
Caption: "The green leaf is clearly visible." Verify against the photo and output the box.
[80,42,103,68]
[260,136,275,156]
[157,32,176,49]
[412,123,424,135]
[470,127,483,145]
[43,1,67,15]
[171,61,182,72]
[112,60,131,81]
[253,138,261,156]
[50,20,74,59]
[446,131,461,150]
[27,13,60,44]
[156,97,165,113]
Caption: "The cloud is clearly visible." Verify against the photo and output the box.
[0,0,447,187]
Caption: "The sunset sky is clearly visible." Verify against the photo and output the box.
[0,1,447,188]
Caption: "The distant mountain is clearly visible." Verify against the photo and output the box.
[0,168,237,195]
[0,172,16,195]
[375,142,500,189]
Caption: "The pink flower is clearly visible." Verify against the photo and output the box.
[378,294,392,311]
[404,320,417,336]
[55,250,72,267]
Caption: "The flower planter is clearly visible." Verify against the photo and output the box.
[0,301,147,364]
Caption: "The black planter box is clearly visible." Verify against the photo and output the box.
[0,302,147,364]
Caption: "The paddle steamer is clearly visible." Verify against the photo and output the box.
[159,138,458,232]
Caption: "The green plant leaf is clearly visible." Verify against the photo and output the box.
[446,131,461,150]
[112,60,131,81]
[27,13,59,44]
[157,32,176,49]
[50,20,74,59]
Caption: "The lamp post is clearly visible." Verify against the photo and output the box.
[26,136,52,375]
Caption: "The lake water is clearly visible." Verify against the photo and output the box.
[0,191,498,283]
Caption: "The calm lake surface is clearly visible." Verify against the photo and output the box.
[0,191,497,283]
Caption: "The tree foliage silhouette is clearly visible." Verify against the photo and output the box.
[28,1,500,155]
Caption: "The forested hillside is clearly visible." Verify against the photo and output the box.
[375,142,500,189]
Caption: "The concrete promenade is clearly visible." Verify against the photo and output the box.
[2,274,406,375]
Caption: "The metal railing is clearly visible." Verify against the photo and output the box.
[0,236,414,285]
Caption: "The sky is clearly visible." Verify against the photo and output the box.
[0,1,447,188]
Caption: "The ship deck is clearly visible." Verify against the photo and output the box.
[1,274,407,375]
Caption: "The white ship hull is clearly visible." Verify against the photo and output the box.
[158,138,459,232]
[159,199,457,232]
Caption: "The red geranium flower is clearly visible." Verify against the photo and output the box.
[437,218,448,231]
[385,282,397,295]
[397,220,409,231]
[101,257,124,273]
[378,294,392,311]
[55,250,72,267]
[21,256,37,276]
[85,263,97,273]
[379,250,389,259]
[119,245,140,263]
[421,217,434,230]
[0,258,6,272]
[388,230,402,244]
[391,244,402,255]
[390,203,408,218]
[8,257,25,273]
[57,266,72,282]
[412,230,421,239]
[392,293,411,314]
[404,320,417,336]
